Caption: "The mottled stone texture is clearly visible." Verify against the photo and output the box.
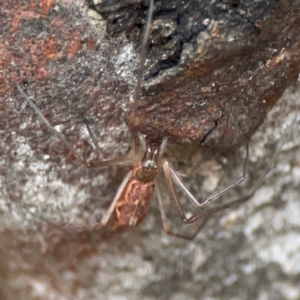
[0,0,300,300]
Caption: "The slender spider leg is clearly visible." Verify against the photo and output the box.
[163,114,297,225]
[128,0,154,125]
[176,147,211,178]
[182,191,256,224]
[85,120,145,167]
[164,141,249,209]
[17,84,132,168]
[84,120,102,154]
[162,151,254,225]
[90,170,133,229]
[156,181,210,240]
[61,171,133,232]
[131,130,147,162]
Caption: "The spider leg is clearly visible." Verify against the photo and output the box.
[163,141,248,209]
[128,0,154,126]
[176,146,211,178]
[156,181,210,240]
[183,191,256,224]
[84,119,102,154]
[163,113,297,225]
[60,171,132,232]
[162,142,250,225]
[163,155,256,225]
[17,84,132,168]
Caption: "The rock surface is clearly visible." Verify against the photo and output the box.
[0,1,300,299]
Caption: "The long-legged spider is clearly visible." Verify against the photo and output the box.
[16,0,291,240]
[17,82,252,239]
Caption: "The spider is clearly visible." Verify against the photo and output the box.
[17,0,283,240]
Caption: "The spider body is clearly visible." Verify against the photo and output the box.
[111,165,155,229]
[112,176,155,228]
[16,0,286,240]
[110,143,160,229]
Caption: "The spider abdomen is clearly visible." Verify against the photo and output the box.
[111,178,155,230]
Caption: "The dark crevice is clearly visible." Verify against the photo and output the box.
[88,0,277,79]
[201,120,218,146]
